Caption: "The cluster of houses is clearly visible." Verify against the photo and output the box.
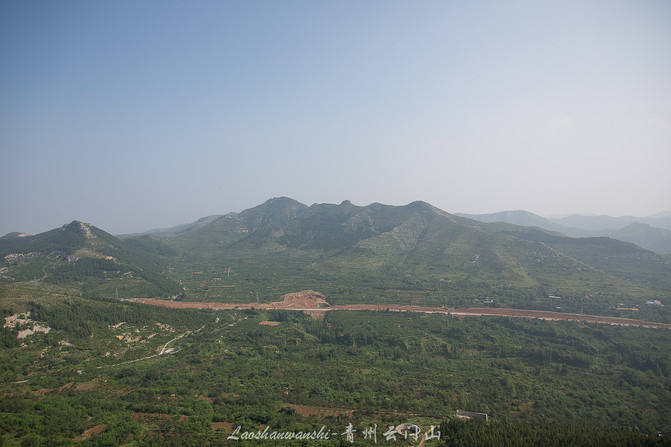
[616,299,664,312]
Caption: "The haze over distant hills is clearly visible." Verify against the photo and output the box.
[554,213,671,232]
[118,214,228,238]
[457,210,671,255]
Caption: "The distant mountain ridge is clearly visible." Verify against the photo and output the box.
[555,213,671,232]
[3,199,671,316]
[147,198,671,315]
[457,210,671,255]
[118,214,229,238]
[455,210,566,232]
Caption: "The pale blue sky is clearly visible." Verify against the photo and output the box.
[2,0,670,235]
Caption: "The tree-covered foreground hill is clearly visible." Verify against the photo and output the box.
[1,284,670,445]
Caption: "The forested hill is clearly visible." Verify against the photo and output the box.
[3,198,670,317]
[0,221,180,298]
[141,198,670,319]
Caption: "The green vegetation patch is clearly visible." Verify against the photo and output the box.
[1,288,670,445]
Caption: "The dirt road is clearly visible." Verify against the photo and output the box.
[139,299,671,330]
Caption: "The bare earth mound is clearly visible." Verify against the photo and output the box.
[270,290,329,309]
[141,290,329,311]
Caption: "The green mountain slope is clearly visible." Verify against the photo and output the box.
[611,222,671,255]
[162,197,307,255]
[157,199,669,318]
[472,222,671,291]
[9,200,666,316]
[0,221,180,298]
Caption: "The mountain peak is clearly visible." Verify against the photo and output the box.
[262,196,305,207]
[238,197,307,232]
[0,219,180,297]
[406,200,433,210]
[61,220,94,238]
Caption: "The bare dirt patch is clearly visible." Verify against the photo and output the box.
[259,321,281,326]
[142,290,329,310]
[31,388,52,396]
[73,424,106,442]
[282,404,353,419]
[270,290,329,308]
[447,307,671,329]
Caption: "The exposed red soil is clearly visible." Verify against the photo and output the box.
[140,296,671,329]
[445,307,671,329]
[259,321,281,326]
[271,290,329,308]
[143,290,329,311]
[73,424,106,442]
[282,403,353,418]
[70,378,102,391]
[31,388,52,396]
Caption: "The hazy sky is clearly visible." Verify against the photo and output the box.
[2,1,670,235]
